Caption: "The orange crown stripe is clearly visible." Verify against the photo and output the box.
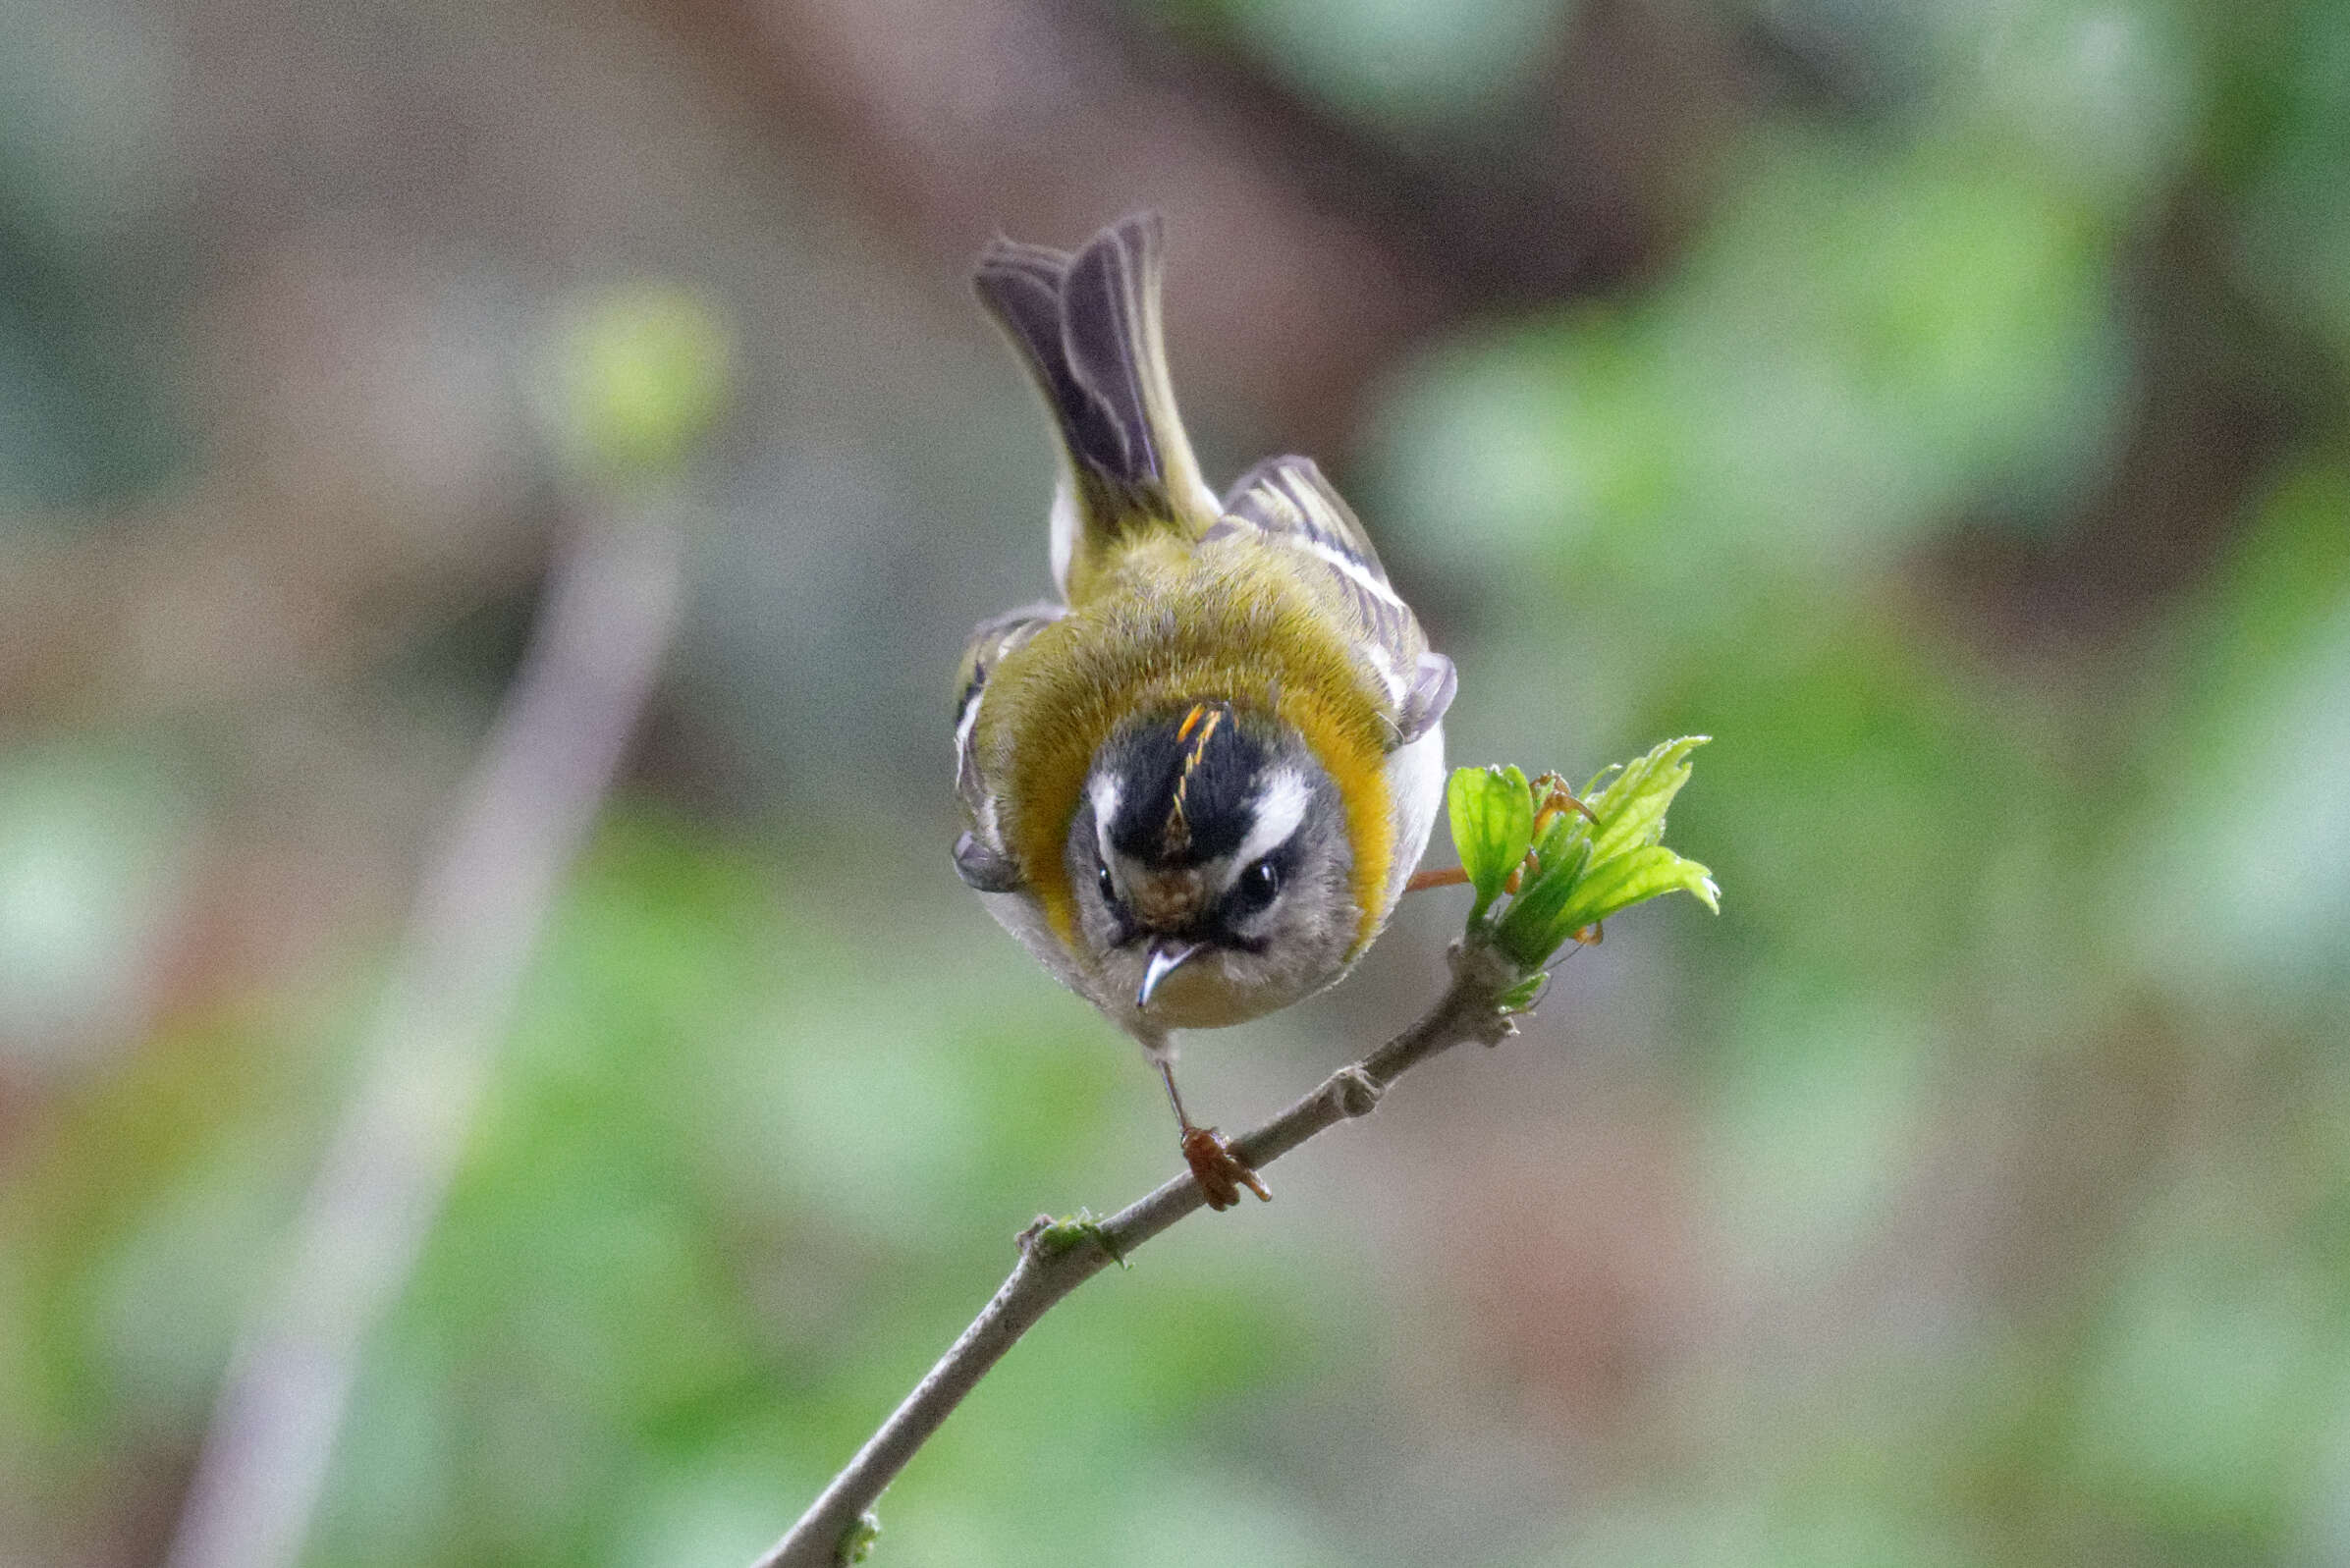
[1165,705,1225,851]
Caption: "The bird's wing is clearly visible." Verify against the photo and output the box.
[952,601,1066,888]
[1207,456,1453,744]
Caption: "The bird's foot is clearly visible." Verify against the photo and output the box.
[1181,1125,1271,1211]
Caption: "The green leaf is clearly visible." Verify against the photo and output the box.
[1531,809,1593,884]
[841,1511,881,1564]
[1447,765,1535,920]
[1584,735,1710,863]
[1484,737,1720,964]
[1498,842,1720,965]
[1558,844,1721,931]
[1031,1208,1125,1267]
[1495,971,1549,1013]
[1449,738,1718,964]
[1494,847,1593,967]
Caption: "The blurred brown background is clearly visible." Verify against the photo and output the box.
[4,0,2349,1564]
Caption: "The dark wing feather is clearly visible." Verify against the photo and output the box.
[1219,454,1395,578]
[973,241,1124,476]
[1210,456,1453,744]
[1060,215,1161,485]
[954,601,1065,861]
[971,215,1218,601]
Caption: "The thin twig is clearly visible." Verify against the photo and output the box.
[161,504,685,1568]
[751,937,1527,1568]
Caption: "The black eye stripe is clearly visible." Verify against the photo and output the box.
[1095,856,1144,946]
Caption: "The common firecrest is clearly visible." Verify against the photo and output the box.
[952,213,1453,1209]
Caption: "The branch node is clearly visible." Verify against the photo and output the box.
[1328,1064,1383,1118]
[1469,1000,1521,1047]
[836,1511,880,1565]
[1023,1209,1127,1268]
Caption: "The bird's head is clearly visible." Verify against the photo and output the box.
[1064,700,1359,1028]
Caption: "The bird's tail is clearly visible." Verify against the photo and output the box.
[973,212,1218,598]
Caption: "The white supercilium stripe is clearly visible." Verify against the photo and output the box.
[1229,768,1311,876]
[1088,774,1123,859]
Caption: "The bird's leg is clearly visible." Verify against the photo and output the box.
[1159,1058,1270,1211]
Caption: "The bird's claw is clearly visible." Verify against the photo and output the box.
[1181,1125,1270,1211]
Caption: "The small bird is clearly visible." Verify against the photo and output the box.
[952,213,1453,1210]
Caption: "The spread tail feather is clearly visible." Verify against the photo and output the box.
[973,213,1217,595]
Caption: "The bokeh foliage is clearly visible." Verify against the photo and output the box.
[5,0,2350,1564]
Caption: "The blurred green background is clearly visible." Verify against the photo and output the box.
[5,0,2349,1563]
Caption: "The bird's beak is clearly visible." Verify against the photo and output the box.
[1136,940,1205,1009]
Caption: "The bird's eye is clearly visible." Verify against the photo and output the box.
[1096,858,1117,901]
[1234,858,1281,912]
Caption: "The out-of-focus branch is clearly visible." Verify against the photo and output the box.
[159,504,685,1568]
[161,291,729,1568]
[750,938,1526,1568]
